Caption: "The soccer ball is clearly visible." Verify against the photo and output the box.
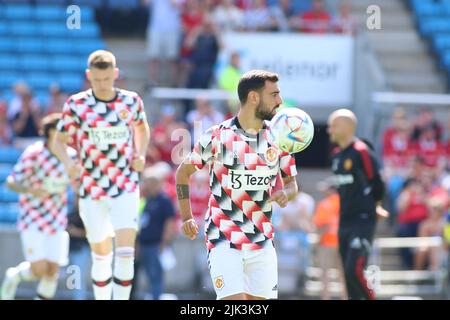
[268,107,314,154]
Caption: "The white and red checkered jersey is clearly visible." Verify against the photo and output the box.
[56,88,147,200]
[11,141,71,234]
[188,117,298,251]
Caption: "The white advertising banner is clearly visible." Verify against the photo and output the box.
[219,33,354,107]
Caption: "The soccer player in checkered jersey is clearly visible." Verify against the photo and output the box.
[176,70,299,300]
[52,50,150,300]
[1,113,75,300]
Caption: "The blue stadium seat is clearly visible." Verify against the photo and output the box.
[34,5,66,20]
[57,73,84,93]
[19,55,51,72]
[5,4,33,20]
[26,72,54,90]
[0,203,19,224]
[0,185,19,203]
[44,39,74,54]
[73,39,105,55]
[0,54,20,71]
[72,0,103,8]
[107,0,139,9]
[0,146,22,164]
[50,55,85,72]
[37,0,69,4]
[0,23,7,36]
[0,38,14,53]
[0,73,21,91]
[442,50,450,68]
[16,38,45,54]
[433,34,450,52]
[38,22,71,37]
[10,22,37,37]
[412,2,445,17]
[419,18,450,36]
[68,22,101,38]
[0,165,12,183]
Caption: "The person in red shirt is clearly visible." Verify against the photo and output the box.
[413,125,446,176]
[396,178,429,268]
[297,0,331,33]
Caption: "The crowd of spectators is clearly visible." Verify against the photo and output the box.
[382,107,450,270]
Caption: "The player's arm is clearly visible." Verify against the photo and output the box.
[270,176,298,208]
[356,142,388,220]
[132,121,151,172]
[52,131,81,179]
[175,160,199,240]
[6,175,48,198]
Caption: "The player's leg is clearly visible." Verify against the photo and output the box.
[109,191,140,300]
[113,228,136,300]
[244,244,278,300]
[338,228,359,299]
[79,198,114,300]
[140,244,163,300]
[342,229,376,300]
[35,261,59,300]
[208,244,245,300]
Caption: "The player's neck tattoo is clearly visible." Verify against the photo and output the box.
[176,184,190,200]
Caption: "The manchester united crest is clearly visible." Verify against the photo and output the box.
[265,146,279,165]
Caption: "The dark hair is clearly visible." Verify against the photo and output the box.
[41,113,62,139]
[237,70,279,104]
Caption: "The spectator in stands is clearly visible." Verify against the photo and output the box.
[0,101,12,145]
[313,180,346,300]
[412,107,444,142]
[185,16,221,90]
[382,108,414,220]
[179,0,205,87]
[396,178,430,269]
[243,0,277,31]
[7,82,40,121]
[11,90,42,147]
[144,0,183,87]
[270,0,297,32]
[45,84,68,115]
[413,124,446,176]
[187,97,225,134]
[332,0,357,34]
[67,197,90,300]
[295,0,331,33]
[138,167,176,300]
[212,0,245,31]
[152,105,185,165]
[218,52,242,114]
[415,196,448,270]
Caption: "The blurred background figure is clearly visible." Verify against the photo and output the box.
[0,101,12,146]
[185,15,221,90]
[137,167,176,300]
[332,0,356,35]
[11,89,42,149]
[218,52,242,115]
[45,83,68,115]
[313,179,346,300]
[243,0,276,31]
[297,0,331,33]
[212,0,244,32]
[186,97,225,135]
[145,0,183,87]
[396,178,429,269]
[269,0,296,32]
